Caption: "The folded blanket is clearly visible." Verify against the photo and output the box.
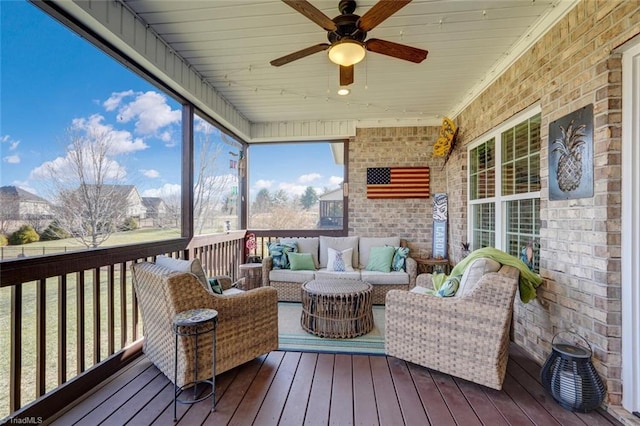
[432,247,542,303]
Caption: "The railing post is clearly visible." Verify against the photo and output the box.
[10,284,22,412]
[36,278,46,397]
[58,275,67,386]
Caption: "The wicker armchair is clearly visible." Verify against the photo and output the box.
[385,264,520,390]
[131,261,279,387]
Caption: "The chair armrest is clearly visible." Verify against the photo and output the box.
[415,273,435,290]
[261,256,273,287]
[405,257,417,288]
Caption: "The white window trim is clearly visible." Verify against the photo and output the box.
[467,103,542,252]
[621,39,640,414]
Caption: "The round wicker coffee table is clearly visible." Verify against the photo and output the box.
[300,279,374,338]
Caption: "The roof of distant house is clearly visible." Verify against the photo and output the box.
[0,185,50,203]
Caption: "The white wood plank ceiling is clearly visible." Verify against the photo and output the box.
[117,0,576,133]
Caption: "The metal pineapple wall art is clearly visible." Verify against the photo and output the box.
[549,104,594,200]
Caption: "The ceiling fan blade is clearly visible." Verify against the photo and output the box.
[340,65,354,86]
[282,0,337,31]
[358,0,412,32]
[270,43,331,67]
[365,38,428,63]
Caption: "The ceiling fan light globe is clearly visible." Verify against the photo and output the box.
[328,40,366,66]
[337,87,351,96]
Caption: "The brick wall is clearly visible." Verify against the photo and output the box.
[348,0,639,408]
[449,0,639,406]
[348,127,444,258]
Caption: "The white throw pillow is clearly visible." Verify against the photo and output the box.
[327,247,354,272]
[155,255,211,293]
[456,258,502,297]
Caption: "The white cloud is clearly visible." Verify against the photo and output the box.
[30,152,127,185]
[328,176,343,186]
[299,173,321,183]
[1,134,20,151]
[71,114,148,155]
[254,179,273,190]
[114,91,181,136]
[103,90,134,111]
[141,169,160,178]
[3,155,20,164]
[278,182,308,197]
[142,183,181,198]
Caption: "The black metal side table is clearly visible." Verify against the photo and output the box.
[173,308,218,421]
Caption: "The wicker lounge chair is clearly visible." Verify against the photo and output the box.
[131,261,279,387]
[385,262,520,390]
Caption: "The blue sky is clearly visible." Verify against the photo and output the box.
[0,1,343,202]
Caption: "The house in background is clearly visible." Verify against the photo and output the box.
[141,197,168,227]
[318,187,343,229]
[0,186,52,232]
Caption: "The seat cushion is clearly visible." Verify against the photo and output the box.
[314,269,361,281]
[269,268,315,283]
[456,258,502,298]
[360,270,409,285]
[359,236,401,269]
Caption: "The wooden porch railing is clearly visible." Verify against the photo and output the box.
[0,231,245,420]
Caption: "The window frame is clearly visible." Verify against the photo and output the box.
[467,104,542,258]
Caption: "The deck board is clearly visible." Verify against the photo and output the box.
[47,344,623,426]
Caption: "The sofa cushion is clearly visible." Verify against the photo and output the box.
[365,246,396,273]
[155,255,211,294]
[327,247,354,272]
[456,258,502,298]
[288,252,316,271]
[319,236,359,268]
[280,237,319,268]
[361,270,409,285]
[314,269,361,281]
[268,241,298,269]
[269,268,316,283]
[359,237,401,268]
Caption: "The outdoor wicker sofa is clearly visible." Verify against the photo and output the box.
[131,259,279,387]
[385,260,520,390]
[261,236,417,304]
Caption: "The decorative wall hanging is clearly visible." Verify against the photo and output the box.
[366,167,430,199]
[432,193,448,259]
[432,117,457,158]
[549,104,594,200]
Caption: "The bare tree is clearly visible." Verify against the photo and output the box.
[43,128,131,248]
[193,129,235,234]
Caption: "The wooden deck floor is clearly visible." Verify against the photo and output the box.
[50,344,621,426]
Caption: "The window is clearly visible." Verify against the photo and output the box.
[1,1,184,255]
[468,106,541,271]
[248,142,345,230]
[193,114,243,235]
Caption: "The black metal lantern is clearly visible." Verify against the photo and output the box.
[540,332,606,412]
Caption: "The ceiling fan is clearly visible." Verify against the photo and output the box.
[270,0,428,87]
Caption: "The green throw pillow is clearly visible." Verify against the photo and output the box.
[288,252,316,271]
[208,278,223,295]
[365,246,396,273]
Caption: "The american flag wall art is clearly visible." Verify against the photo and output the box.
[366,167,430,199]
